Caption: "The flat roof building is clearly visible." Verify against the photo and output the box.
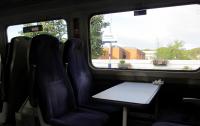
[99,46,145,59]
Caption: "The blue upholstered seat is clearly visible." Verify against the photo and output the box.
[4,36,31,125]
[63,38,122,125]
[50,108,108,126]
[29,34,108,126]
[153,99,200,126]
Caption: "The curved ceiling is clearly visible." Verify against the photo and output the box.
[0,0,198,9]
[0,0,199,19]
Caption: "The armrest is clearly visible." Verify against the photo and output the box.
[182,97,200,105]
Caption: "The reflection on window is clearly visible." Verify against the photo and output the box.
[90,4,200,70]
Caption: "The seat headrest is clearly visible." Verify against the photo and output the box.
[9,36,31,57]
[63,38,82,63]
[29,34,77,120]
[68,38,82,50]
[8,36,31,73]
[29,34,60,65]
[5,36,31,111]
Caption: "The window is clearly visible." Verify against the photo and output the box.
[7,19,67,43]
[90,4,200,71]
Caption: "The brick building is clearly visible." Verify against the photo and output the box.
[100,46,145,59]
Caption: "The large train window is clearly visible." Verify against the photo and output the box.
[7,19,67,43]
[90,4,200,71]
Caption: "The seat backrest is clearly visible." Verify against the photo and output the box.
[0,54,3,111]
[59,42,64,58]
[29,34,76,123]
[3,37,31,124]
[64,38,92,106]
[5,36,31,111]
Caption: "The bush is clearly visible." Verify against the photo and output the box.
[119,60,125,64]
[182,66,192,70]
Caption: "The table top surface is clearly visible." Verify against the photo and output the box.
[92,82,160,105]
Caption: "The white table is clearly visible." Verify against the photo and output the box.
[92,82,161,126]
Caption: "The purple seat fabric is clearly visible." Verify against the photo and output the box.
[50,108,108,126]
[153,100,200,126]
[63,38,122,125]
[63,38,120,110]
[63,39,91,106]
[29,34,108,126]
[5,36,31,125]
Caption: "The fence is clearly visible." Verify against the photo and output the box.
[92,59,200,70]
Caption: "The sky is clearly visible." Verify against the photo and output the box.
[102,4,200,50]
[7,20,68,42]
[6,4,200,50]
[7,25,23,42]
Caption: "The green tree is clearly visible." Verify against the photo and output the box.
[20,20,67,42]
[90,15,109,59]
[188,48,200,60]
[156,40,189,60]
[156,47,171,59]
[20,17,109,58]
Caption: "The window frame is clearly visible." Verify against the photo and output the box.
[88,4,200,72]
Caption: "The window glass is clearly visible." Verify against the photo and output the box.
[7,19,67,43]
[90,5,200,71]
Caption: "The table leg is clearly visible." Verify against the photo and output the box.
[122,106,127,126]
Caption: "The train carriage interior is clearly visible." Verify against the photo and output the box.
[0,0,200,126]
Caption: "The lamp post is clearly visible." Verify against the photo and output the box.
[102,35,117,68]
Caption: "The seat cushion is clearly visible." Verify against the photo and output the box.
[157,104,200,126]
[153,122,191,126]
[83,100,122,114]
[82,101,122,126]
[50,108,109,126]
